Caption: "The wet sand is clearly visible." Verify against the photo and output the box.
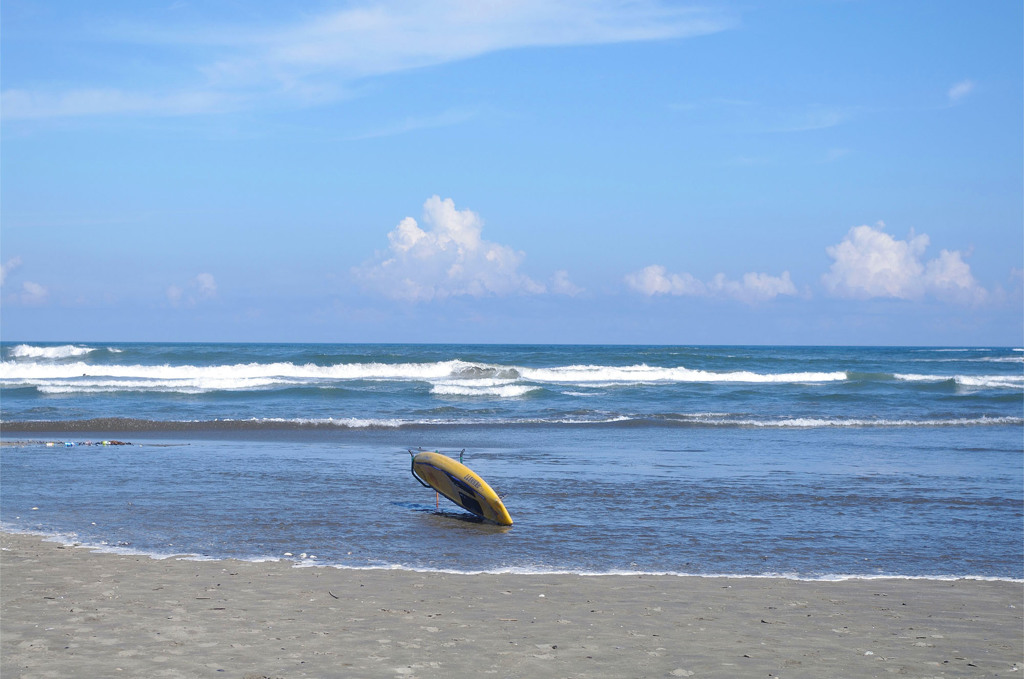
[2,531,1021,678]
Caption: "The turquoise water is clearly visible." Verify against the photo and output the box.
[2,343,1021,578]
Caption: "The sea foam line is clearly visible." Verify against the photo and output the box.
[695,415,1024,428]
[4,528,1020,583]
[4,414,1019,432]
[520,364,846,384]
[430,383,541,397]
[0,359,848,387]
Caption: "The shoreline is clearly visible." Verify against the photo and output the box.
[3,526,1022,583]
[3,531,1021,678]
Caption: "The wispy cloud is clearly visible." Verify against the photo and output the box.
[4,1,735,120]
[347,107,480,140]
[947,79,975,104]
[17,281,50,305]
[671,98,858,135]
[242,1,733,78]
[775,106,852,133]
[3,88,243,120]
[0,256,49,305]
[821,148,851,163]
[1,256,23,286]
[551,270,584,297]
[167,273,218,307]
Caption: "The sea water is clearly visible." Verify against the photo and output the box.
[1,343,1021,579]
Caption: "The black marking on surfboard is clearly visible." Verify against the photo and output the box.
[444,471,485,516]
[415,460,494,520]
[456,491,484,516]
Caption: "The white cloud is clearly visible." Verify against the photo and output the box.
[1,256,23,285]
[2,88,240,120]
[4,2,734,120]
[166,285,184,305]
[671,98,857,135]
[347,107,479,140]
[18,281,49,305]
[168,273,218,307]
[195,273,217,298]
[625,265,796,303]
[551,270,584,297]
[822,222,986,303]
[709,271,797,303]
[249,1,731,79]
[779,106,851,133]
[923,249,987,304]
[1,257,48,305]
[948,79,975,104]
[355,195,544,301]
[625,265,705,296]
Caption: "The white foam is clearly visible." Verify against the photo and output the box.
[0,359,462,381]
[1,357,851,394]
[955,375,1024,389]
[520,364,847,384]
[8,344,95,360]
[34,377,287,394]
[896,373,1024,389]
[430,383,540,398]
[686,415,1022,428]
[4,528,1019,582]
[248,416,409,428]
[0,359,464,393]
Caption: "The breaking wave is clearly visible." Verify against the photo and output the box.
[0,358,850,395]
[519,365,846,384]
[895,373,1024,389]
[430,383,541,398]
[8,344,99,360]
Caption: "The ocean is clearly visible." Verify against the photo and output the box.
[1,343,1021,580]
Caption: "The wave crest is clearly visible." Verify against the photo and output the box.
[0,358,852,393]
[896,373,1024,389]
[521,364,847,384]
[8,344,96,360]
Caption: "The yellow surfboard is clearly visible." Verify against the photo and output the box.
[410,451,513,526]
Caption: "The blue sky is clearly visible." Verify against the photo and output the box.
[2,0,1021,345]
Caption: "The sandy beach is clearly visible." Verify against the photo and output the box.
[1,532,1020,678]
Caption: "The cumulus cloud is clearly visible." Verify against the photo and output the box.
[167,273,218,307]
[355,196,545,301]
[625,265,796,303]
[822,222,986,303]
[625,265,704,296]
[948,79,975,104]
[708,271,798,302]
